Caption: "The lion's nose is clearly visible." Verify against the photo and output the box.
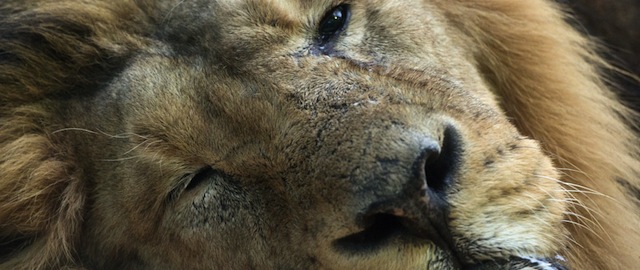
[333,126,462,255]
[420,126,461,195]
[388,125,462,201]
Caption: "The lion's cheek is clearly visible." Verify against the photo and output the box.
[448,150,567,261]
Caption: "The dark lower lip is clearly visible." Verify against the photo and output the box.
[332,213,407,254]
[332,211,456,253]
[331,213,462,267]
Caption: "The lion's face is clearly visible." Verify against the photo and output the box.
[50,0,567,269]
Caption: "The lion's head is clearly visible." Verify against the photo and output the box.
[1,0,639,269]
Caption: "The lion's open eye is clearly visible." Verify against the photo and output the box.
[318,4,351,45]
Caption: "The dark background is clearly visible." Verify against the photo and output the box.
[562,0,640,111]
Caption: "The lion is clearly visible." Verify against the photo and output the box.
[0,0,638,269]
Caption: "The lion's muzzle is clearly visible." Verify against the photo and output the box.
[330,124,463,262]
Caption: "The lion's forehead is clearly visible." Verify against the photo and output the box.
[157,0,469,74]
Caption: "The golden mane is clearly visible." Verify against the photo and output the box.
[0,0,638,269]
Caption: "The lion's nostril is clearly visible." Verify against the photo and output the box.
[422,126,462,194]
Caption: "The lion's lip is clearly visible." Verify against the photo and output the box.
[332,213,462,265]
[463,256,568,270]
[332,213,409,253]
[331,214,568,270]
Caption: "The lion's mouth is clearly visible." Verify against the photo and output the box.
[332,213,408,253]
[332,212,456,261]
[332,214,568,270]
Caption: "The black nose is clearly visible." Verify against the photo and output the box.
[334,126,462,255]
[420,125,461,195]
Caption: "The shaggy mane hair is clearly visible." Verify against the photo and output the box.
[0,1,151,268]
[1,0,638,269]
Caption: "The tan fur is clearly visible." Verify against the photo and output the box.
[1,0,638,269]
[437,1,640,268]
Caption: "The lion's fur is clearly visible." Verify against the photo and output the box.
[0,0,638,269]
[439,1,640,268]
[0,2,151,268]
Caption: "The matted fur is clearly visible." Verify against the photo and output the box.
[0,0,638,269]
